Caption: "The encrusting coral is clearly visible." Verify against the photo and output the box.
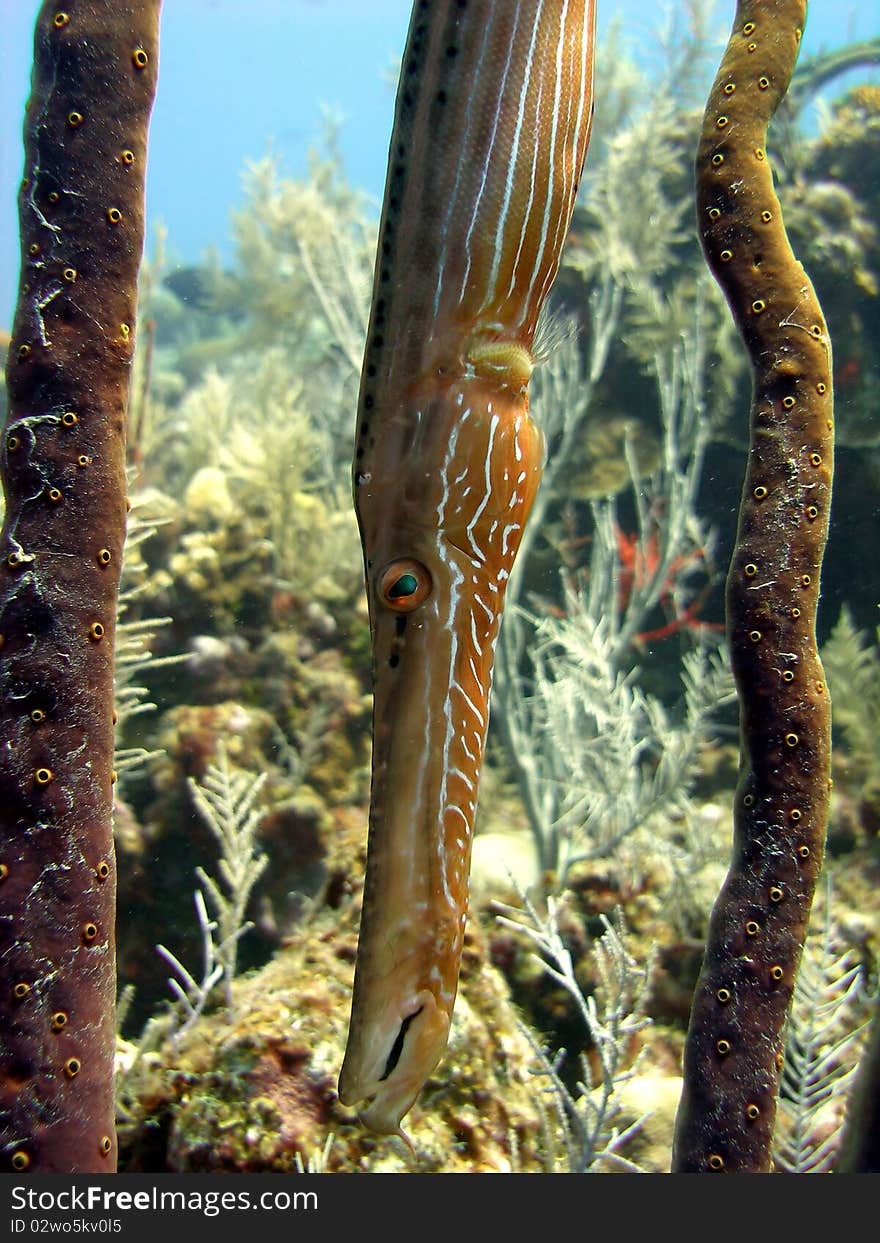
[117,910,548,1174]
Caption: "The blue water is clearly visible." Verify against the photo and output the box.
[1,0,878,326]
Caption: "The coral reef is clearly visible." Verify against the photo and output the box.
[108,6,875,1175]
[118,911,547,1174]
[3,1,877,1178]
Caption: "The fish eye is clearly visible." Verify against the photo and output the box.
[378,559,432,612]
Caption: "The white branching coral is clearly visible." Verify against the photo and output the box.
[525,590,732,881]
[189,745,269,1006]
[152,347,361,603]
[821,607,880,788]
[496,897,653,1173]
[774,885,867,1173]
[155,890,230,1041]
[156,746,268,1032]
[494,293,733,888]
[114,495,188,790]
[232,137,373,393]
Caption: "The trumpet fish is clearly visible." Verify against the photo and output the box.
[338,0,596,1136]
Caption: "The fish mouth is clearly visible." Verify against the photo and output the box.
[379,1007,423,1082]
[338,990,451,1136]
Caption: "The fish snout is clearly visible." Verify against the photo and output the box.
[338,990,450,1136]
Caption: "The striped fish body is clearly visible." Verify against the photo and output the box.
[340,0,596,1136]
